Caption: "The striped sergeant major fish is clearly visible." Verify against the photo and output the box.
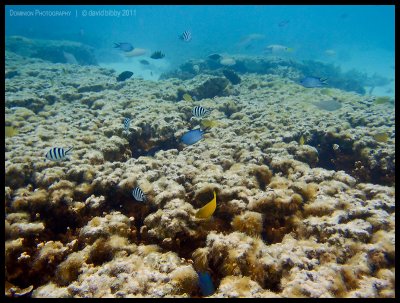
[179,30,192,42]
[123,117,131,133]
[132,186,146,202]
[192,106,210,118]
[45,147,73,162]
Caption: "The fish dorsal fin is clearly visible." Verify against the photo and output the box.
[195,191,217,219]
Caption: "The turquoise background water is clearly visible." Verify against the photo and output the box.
[5,5,395,94]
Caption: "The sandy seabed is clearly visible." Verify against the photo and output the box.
[5,51,395,298]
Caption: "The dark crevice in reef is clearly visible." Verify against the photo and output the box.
[309,133,393,186]
[309,133,355,172]
[128,134,182,158]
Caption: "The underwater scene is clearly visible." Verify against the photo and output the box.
[4,4,395,298]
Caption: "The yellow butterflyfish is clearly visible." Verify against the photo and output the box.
[373,132,389,143]
[200,119,219,129]
[299,135,305,145]
[183,93,193,102]
[195,191,217,219]
[5,126,18,138]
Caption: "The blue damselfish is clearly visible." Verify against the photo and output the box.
[197,271,215,296]
[181,128,206,145]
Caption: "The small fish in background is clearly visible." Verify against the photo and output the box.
[113,42,134,52]
[117,71,133,82]
[123,117,131,133]
[150,51,165,59]
[183,93,194,102]
[139,59,150,65]
[45,147,73,162]
[278,19,290,27]
[264,44,294,53]
[181,128,207,145]
[191,106,210,118]
[132,186,146,202]
[179,30,192,42]
[299,135,305,145]
[222,69,241,85]
[237,33,265,48]
[373,96,393,105]
[125,48,147,57]
[195,191,217,219]
[324,49,336,57]
[300,77,328,88]
[193,64,200,74]
[320,88,334,96]
[5,126,19,138]
[207,53,222,60]
[373,132,389,143]
[63,51,79,65]
[339,13,349,19]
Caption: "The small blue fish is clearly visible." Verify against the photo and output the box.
[198,271,215,296]
[123,117,131,133]
[300,77,328,88]
[181,128,206,145]
[132,187,146,202]
[114,42,134,52]
[45,147,73,162]
[179,30,192,42]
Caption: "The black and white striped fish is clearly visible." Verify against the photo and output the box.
[45,147,73,162]
[179,30,192,42]
[132,186,146,202]
[124,117,131,132]
[192,106,210,118]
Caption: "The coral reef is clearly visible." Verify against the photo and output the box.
[162,54,392,95]
[6,36,97,65]
[5,49,395,298]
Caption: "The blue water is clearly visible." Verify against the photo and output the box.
[5,5,395,94]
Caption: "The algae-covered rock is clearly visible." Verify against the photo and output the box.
[193,77,229,99]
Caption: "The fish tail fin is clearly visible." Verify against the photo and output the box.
[113,43,120,48]
[320,78,328,84]
[66,147,74,154]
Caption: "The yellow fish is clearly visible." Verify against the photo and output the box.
[373,132,389,143]
[373,96,392,105]
[320,88,333,96]
[299,135,305,145]
[195,191,217,219]
[5,126,18,138]
[183,93,193,102]
[200,119,219,128]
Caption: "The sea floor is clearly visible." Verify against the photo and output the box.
[5,50,395,298]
